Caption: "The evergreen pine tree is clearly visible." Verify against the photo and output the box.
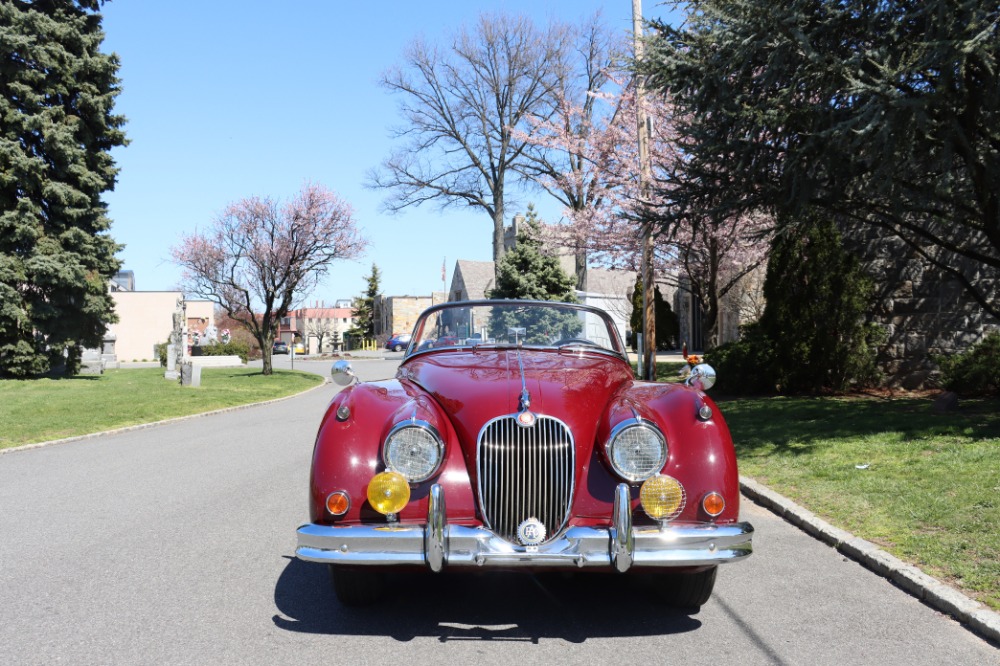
[0,1,126,377]
[488,205,577,302]
[349,264,381,340]
[759,212,881,392]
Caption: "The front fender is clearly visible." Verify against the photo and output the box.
[596,383,742,524]
[308,380,477,525]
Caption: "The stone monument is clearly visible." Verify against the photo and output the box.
[165,298,187,381]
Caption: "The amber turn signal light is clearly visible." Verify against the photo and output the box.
[325,491,351,516]
[702,491,725,517]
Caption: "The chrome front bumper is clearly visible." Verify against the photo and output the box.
[296,484,753,573]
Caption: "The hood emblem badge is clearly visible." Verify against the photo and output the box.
[517,518,546,546]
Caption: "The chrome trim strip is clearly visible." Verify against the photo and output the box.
[296,519,754,569]
[514,346,531,412]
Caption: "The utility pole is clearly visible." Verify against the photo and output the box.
[633,0,656,381]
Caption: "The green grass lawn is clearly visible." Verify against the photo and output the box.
[0,367,324,450]
[721,394,1000,611]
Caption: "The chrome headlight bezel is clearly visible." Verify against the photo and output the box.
[382,419,444,483]
[605,418,668,482]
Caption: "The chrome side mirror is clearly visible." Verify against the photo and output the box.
[331,360,357,386]
[685,363,717,391]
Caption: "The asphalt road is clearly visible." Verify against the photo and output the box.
[0,357,996,665]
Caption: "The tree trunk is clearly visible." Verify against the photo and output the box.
[259,333,273,376]
[492,197,506,280]
[575,250,588,291]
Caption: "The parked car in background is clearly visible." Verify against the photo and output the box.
[297,300,753,608]
[385,333,412,352]
[293,341,305,355]
[272,341,289,355]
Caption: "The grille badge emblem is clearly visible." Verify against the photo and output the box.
[517,518,547,546]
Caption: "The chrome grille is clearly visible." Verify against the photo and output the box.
[477,415,575,544]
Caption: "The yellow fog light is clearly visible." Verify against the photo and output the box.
[640,475,687,522]
[366,471,410,516]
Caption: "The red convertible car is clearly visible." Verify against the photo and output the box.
[296,300,753,607]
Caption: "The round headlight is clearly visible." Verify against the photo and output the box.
[605,420,667,482]
[383,421,444,482]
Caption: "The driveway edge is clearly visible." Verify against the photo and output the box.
[740,476,1000,647]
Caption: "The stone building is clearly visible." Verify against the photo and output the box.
[847,229,999,389]
[374,293,447,339]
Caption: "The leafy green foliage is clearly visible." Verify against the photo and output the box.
[759,213,884,393]
[705,322,777,395]
[936,331,1000,395]
[643,0,1000,319]
[487,207,580,341]
[486,303,582,345]
[708,214,883,394]
[0,1,127,377]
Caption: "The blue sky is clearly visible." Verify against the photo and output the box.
[99,1,681,304]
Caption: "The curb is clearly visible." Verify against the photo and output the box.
[740,476,1000,646]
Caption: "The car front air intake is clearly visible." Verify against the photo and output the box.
[476,414,575,545]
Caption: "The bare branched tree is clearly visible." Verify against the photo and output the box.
[368,12,568,266]
[306,317,336,353]
[514,12,625,288]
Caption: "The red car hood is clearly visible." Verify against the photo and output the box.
[398,348,634,450]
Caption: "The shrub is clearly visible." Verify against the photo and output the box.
[194,341,250,364]
[758,212,883,393]
[937,331,1000,395]
[705,322,777,395]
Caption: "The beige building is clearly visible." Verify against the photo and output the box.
[107,291,214,363]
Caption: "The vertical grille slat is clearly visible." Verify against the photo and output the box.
[477,415,575,545]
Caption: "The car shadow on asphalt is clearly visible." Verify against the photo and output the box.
[272,555,702,642]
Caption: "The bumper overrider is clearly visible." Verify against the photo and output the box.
[297,484,754,572]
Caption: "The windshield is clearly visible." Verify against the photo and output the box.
[406,300,625,357]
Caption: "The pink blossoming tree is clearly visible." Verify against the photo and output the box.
[171,183,368,374]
